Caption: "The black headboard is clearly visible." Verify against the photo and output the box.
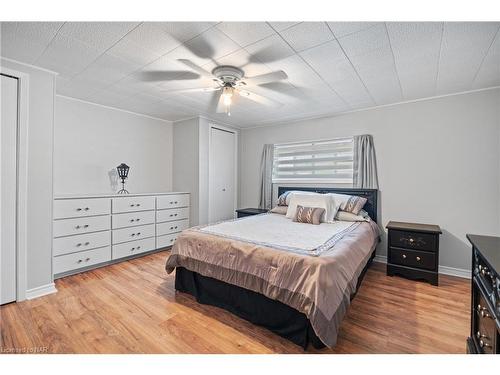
[277,186,379,223]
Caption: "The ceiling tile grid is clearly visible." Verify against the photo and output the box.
[1,21,499,127]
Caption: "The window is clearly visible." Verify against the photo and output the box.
[272,137,354,183]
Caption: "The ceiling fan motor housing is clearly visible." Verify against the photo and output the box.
[212,65,244,85]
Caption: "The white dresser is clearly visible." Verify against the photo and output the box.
[53,192,190,278]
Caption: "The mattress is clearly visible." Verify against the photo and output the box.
[166,213,380,347]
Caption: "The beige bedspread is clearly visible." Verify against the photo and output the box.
[165,215,380,347]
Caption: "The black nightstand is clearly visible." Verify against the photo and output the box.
[386,221,442,286]
[235,208,268,218]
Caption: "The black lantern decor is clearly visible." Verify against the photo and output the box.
[116,163,130,194]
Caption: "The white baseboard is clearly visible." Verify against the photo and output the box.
[25,283,57,300]
[372,255,470,279]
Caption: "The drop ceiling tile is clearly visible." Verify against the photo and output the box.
[300,40,374,108]
[123,23,182,56]
[183,27,241,62]
[35,34,104,76]
[336,23,389,58]
[0,22,62,63]
[268,22,301,32]
[58,22,139,50]
[387,22,443,100]
[107,38,162,67]
[327,22,381,38]
[266,55,325,88]
[437,22,500,93]
[216,22,275,47]
[244,34,296,64]
[279,22,334,52]
[75,53,142,84]
[1,22,63,45]
[157,22,216,43]
[473,30,500,88]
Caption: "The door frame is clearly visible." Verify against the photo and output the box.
[208,123,238,223]
[1,67,30,301]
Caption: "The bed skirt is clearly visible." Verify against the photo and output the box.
[174,250,374,350]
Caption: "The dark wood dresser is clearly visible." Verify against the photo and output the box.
[466,234,500,354]
[386,221,442,286]
[235,208,268,218]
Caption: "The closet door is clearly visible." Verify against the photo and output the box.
[1,74,18,304]
[209,127,236,223]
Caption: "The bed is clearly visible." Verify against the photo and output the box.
[165,187,379,349]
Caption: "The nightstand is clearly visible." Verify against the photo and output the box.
[235,208,268,218]
[386,221,442,286]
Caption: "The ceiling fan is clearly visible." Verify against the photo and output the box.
[160,60,288,116]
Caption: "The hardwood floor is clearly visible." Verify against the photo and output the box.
[0,251,470,354]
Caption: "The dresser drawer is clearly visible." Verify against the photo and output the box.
[156,219,189,236]
[54,246,111,274]
[112,196,155,214]
[54,198,110,219]
[157,233,180,248]
[389,229,437,252]
[389,247,436,271]
[112,223,155,244]
[156,207,189,223]
[53,231,111,256]
[112,237,156,260]
[112,210,155,229]
[157,194,189,209]
[53,215,111,238]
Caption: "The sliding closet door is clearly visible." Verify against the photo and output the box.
[1,74,18,305]
[209,127,236,223]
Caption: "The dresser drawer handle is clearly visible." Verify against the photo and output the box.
[131,247,136,251]
[402,254,406,259]
[83,224,89,228]
[85,257,90,262]
[77,259,83,263]
[170,201,174,204]
[175,201,178,204]
[416,256,421,261]
[76,243,82,247]
[75,225,81,229]
[130,218,141,222]
[76,208,82,211]
[170,238,174,242]
[84,242,90,246]
[84,207,89,211]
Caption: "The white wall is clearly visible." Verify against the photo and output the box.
[1,58,56,291]
[54,96,173,195]
[173,117,200,225]
[239,88,500,272]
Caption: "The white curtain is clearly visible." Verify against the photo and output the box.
[259,144,275,209]
[353,135,379,189]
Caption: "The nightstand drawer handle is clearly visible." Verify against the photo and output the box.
[416,256,421,261]
[479,340,491,348]
[402,254,407,259]
[476,331,489,340]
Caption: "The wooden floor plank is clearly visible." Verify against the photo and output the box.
[0,251,470,354]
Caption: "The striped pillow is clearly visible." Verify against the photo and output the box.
[292,205,325,225]
[340,195,367,215]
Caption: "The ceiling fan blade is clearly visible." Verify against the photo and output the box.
[237,89,282,107]
[177,59,214,78]
[161,87,221,94]
[140,70,200,82]
[244,71,288,86]
[258,82,305,99]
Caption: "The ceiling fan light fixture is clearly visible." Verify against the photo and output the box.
[222,86,234,106]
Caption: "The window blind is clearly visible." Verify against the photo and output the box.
[272,137,354,183]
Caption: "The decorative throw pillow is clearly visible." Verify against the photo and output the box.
[270,206,288,215]
[293,205,325,225]
[286,193,339,223]
[335,209,371,222]
[277,191,292,206]
[328,193,367,215]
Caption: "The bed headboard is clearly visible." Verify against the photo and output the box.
[277,186,379,223]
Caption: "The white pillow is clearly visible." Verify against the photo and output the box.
[335,209,371,222]
[286,193,340,223]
